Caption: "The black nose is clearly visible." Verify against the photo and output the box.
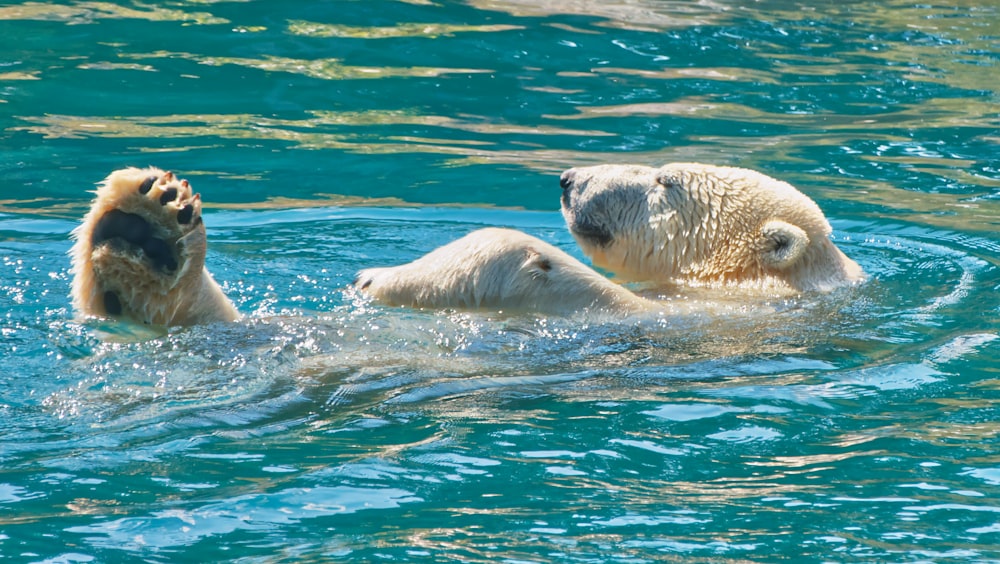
[559,169,576,191]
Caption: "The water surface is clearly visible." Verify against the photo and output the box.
[1,0,999,561]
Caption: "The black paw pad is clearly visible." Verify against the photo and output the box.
[177,204,194,225]
[103,290,122,316]
[142,238,178,272]
[139,176,157,194]
[92,210,178,273]
[159,188,178,205]
[93,210,151,245]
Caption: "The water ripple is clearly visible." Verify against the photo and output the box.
[1,0,998,560]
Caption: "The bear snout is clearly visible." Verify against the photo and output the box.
[559,168,578,207]
[559,169,577,190]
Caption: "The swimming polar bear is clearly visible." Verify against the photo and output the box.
[557,163,864,292]
[70,164,862,325]
[354,227,655,314]
[357,164,863,312]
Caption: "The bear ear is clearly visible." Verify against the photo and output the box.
[656,168,683,190]
[523,248,553,281]
[758,220,809,270]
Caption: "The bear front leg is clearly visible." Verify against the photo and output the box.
[70,167,238,326]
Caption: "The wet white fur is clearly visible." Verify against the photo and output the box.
[72,162,864,325]
[561,163,865,292]
[355,227,655,315]
[70,167,238,326]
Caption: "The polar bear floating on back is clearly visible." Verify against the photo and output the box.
[70,163,864,326]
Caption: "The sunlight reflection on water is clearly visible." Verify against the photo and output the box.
[1,0,998,561]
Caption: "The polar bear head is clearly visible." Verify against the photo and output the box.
[559,162,864,292]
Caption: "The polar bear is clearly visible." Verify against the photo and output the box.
[70,167,238,326]
[70,163,863,325]
[356,164,862,314]
[557,163,865,292]
[354,227,655,315]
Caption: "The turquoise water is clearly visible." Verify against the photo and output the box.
[2,0,999,561]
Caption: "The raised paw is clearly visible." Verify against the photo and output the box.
[71,167,238,326]
[88,169,204,275]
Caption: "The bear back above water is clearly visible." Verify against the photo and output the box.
[559,163,864,293]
